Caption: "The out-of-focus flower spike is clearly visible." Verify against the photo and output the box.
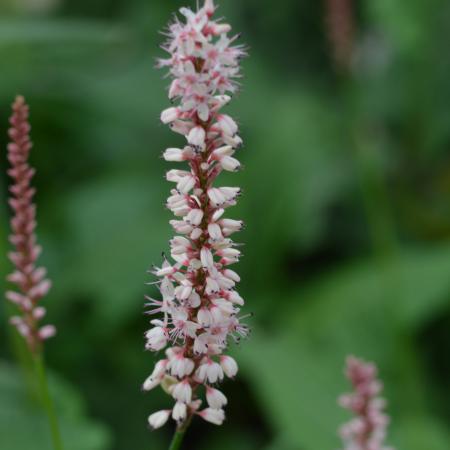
[5,95,55,353]
[338,356,395,450]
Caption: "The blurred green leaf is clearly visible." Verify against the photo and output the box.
[0,360,111,450]
[0,19,127,45]
[56,174,169,330]
[241,244,450,450]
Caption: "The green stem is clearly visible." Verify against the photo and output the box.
[33,352,64,450]
[168,416,192,450]
[168,429,186,450]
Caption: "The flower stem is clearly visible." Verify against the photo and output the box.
[33,352,64,450]
[168,416,192,450]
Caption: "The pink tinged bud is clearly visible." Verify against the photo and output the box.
[223,133,243,148]
[200,247,214,269]
[207,188,226,206]
[190,228,203,240]
[205,276,220,295]
[5,290,27,306]
[175,284,192,300]
[206,361,224,383]
[38,325,56,340]
[170,220,193,234]
[193,333,209,354]
[31,267,47,283]
[187,291,201,308]
[206,387,228,409]
[212,145,234,158]
[33,306,46,319]
[199,408,225,426]
[223,269,240,283]
[212,298,235,315]
[197,103,210,122]
[204,0,215,15]
[161,107,179,124]
[7,271,26,284]
[169,120,192,136]
[220,155,240,172]
[212,23,232,35]
[170,356,194,378]
[148,410,171,429]
[29,279,51,299]
[197,307,213,327]
[10,316,30,338]
[217,115,238,136]
[168,79,181,99]
[143,374,162,392]
[172,380,192,403]
[228,290,244,306]
[211,95,231,111]
[210,306,225,324]
[155,264,174,277]
[217,247,240,259]
[188,126,206,150]
[145,327,168,351]
[163,148,185,162]
[143,360,168,391]
[185,209,204,226]
[212,208,225,221]
[220,355,238,378]
[170,236,191,254]
[208,223,223,240]
[172,402,187,422]
[177,175,196,194]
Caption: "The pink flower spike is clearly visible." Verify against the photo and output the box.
[338,356,395,450]
[143,0,248,432]
[5,95,55,353]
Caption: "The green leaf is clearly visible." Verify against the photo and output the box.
[241,244,450,450]
[0,361,111,450]
[54,174,169,330]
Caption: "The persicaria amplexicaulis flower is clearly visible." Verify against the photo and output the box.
[143,0,248,430]
[339,356,395,450]
[5,95,55,353]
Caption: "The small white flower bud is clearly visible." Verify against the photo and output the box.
[172,380,192,403]
[161,107,179,124]
[163,148,185,162]
[188,126,206,150]
[148,410,170,429]
[220,355,238,378]
[206,387,228,409]
[199,408,225,426]
[172,402,187,422]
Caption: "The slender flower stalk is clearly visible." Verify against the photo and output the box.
[5,95,63,450]
[143,0,247,442]
[339,356,394,450]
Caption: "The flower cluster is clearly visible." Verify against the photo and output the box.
[144,0,247,430]
[339,356,394,450]
[5,95,55,352]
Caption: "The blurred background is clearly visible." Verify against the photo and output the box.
[0,0,449,449]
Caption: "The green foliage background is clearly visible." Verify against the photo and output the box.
[0,0,449,449]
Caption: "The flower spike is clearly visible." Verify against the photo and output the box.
[144,0,247,431]
[339,356,395,450]
[5,95,55,353]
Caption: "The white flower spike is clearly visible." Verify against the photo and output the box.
[143,0,248,433]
